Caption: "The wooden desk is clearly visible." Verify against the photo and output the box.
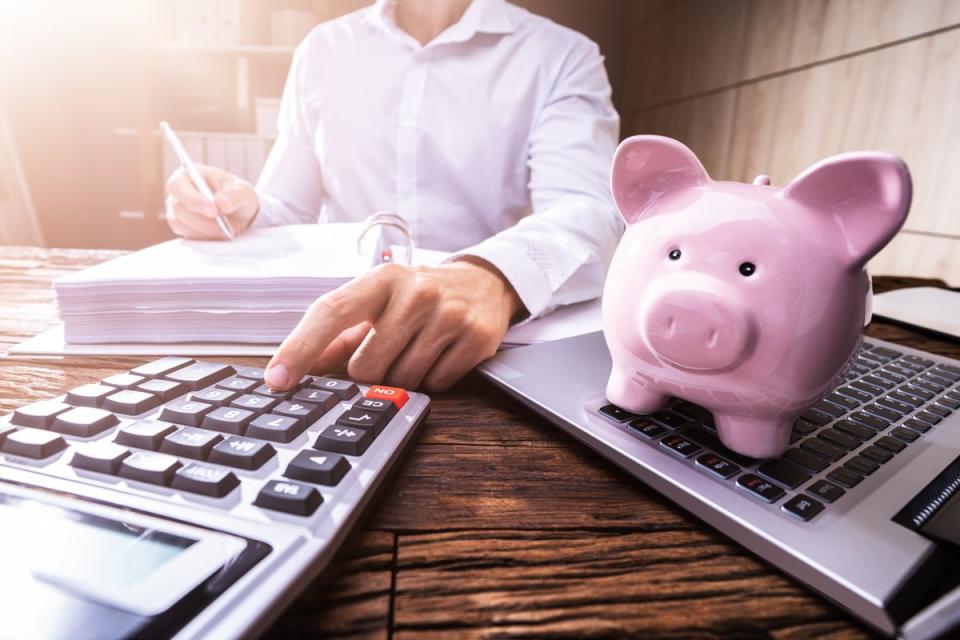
[3,246,958,638]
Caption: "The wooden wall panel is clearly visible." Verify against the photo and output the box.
[870,232,960,283]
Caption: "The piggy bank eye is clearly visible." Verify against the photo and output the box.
[668,249,681,261]
[739,261,756,277]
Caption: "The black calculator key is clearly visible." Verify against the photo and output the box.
[827,468,863,488]
[274,401,327,426]
[915,411,942,425]
[70,441,130,475]
[628,418,666,439]
[849,411,888,431]
[904,418,931,433]
[136,379,187,401]
[310,377,359,400]
[782,495,825,521]
[285,450,351,486]
[353,397,398,417]
[119,451,181,486]
[845,455,880,476]
[817,429,860,451]
[101,373,146,390]
[230,394,278,413]
[103,374,154,397]
[659,434,701,458]
[165,362,235,390]
[876,436,907,453]
[757,459,811,489]
[861,445,894,464]
[190,388,238,407]
[255,479,322,516]
[51,407,119,437]
[65,383,117,408]
[216,376,258,393]
[247,414,305,443]
[234,366,266,381]
[1,428,67,459]
[800,408,832,426]
[315,425,372,456]
[208,437,276,470]
[115,420,177,450]
[598,404,635,423]
[201,406,255,435]
[800,438,845,461]
[783,447,829,472]
[161,427,223,460]
[173,464,240,498]
[253,384,296,400]
[102,390,162,415]
[11,401,71,428]
[891,426,920,443]
[695,453,740,478]
[736,474,785,502]
[833,419,874,441]
[807,479,845,503]
[131,357,194,378]
[159,398,214,426]
[335,408,389,436]
[291,388,339,409]
[651,411,688,429]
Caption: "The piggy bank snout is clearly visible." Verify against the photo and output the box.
[643,291,755,372]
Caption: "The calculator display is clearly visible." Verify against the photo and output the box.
[0,493,195,590]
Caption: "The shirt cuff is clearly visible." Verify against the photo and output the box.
[447,236,555,320]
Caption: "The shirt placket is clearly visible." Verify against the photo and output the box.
[396,55,428,243]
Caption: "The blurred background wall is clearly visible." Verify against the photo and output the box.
[1,0,958,283]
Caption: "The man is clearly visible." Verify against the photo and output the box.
[165,0,622,392]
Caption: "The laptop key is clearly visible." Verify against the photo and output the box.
[784,447,829,472]
[817,429,860,451]
[890,391,924,408]
[884,365,915,379]
[875,436,907,453]
[921,373,952,389]
[208,437,276,470]
[70,441,130,474]
[311,377,360,400]
[159,399,214,426]
[826,393,860,410]
[902,355,934,367]
[315,425,372,456]
[863,403,902,421]
[119,451,181,486]
[65,383,117,408]
[836,387,872,404]
[659,434,701,458]
[862,375,894,390]
[782,495,825,522]
[807,479,845,503]
[891,427,920,443]
[255,479,322,516]
[915,411,943,425]
[11,401,71,428]
[871,347,902,359]
[757,459,810,489]
[850,380,884,396]
[845,456,880,476]
[875,397,912,414]
[51,407,119,437]
[164,362,235,390]
[247,413,305,443]
[801,438,845,461]
[671,401,711,421]
[902,385,935,401]
[801,408,833,426]
[650,411,689,429]
[932,364,960,380]
[136,379,187,401]
[695,453,740,478]
[115,420,177,450]
[599,404,635,423]
[1,428,67,459]
[160,427,223,460]
[861,445,894,463]
[792,419,817,436]
[102,390,162,415]
[827,468,863,488]
[284,450,351,486]
[904,418,931,433]
[926,404,952,418]
[201,406,255,435]
[681,427,753,465]
[833,419,874,441]
[848,411,888,431]
[938,396,960,410]
[130,357,194,378]
[628,418,666,439]
[873,369,906,385]
[172,464,240,497]
[736,474,785,502]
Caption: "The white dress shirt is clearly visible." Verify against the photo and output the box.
[255,0,623,318]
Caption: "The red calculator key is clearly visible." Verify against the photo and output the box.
[365,385,409,409]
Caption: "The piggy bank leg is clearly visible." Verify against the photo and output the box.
[605,366,667,414]
[714,414,793,459]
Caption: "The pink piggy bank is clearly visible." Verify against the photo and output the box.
[602,135,911,458]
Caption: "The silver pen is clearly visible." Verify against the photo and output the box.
[159,121,234,239]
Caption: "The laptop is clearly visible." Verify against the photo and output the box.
[478,332,960,639]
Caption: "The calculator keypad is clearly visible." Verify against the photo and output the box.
[0,358,425,521]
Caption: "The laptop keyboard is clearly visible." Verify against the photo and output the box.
[598,340,960,522]
[1,357,427,518]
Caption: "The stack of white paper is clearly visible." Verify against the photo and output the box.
[55,224,448,345]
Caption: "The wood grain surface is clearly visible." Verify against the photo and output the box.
[2,246,958,638]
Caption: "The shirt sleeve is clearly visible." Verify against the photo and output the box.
[450,37,623,319]
[251,37,325,229]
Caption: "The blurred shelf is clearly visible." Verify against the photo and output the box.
[112,127,275,141]
[156,43,295,55]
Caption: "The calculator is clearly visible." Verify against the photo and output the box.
[0,357,430,639]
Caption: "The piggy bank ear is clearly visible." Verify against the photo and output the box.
[782,153,911,268]
[611,135,709,224]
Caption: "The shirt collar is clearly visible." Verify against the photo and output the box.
[364,0,513,47]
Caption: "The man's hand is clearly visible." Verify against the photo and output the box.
[165,164,260,240]
[264,259,523,393]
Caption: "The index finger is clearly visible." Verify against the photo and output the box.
[265,270,398,389]
[166,170,218,217]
